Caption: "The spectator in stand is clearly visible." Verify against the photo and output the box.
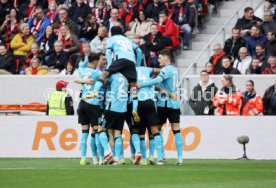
[262,10,276,36]
[246,56,262,74]
[205,62,214,75]
[235,7,262,38]
[127,10,152,38]
[0,0,13,25]
[19,0,38,22]
[28,6,51,43]
[10,23,35,73]
[0,43,15,74]
[233,47,252,74]
[262,56,276,74]
[223,27,246,61]
[246,25,268,57]
[213,75,242,116]
[55,0,76,7]
[255,44,269,71]
[140,23,172,67]
[92,0,107,26]
[172,0,196,50]
[103,8,126,36]
[59,59,79,76]
[157,11,180,48]
[90,26,108,54]
[218,56,240,75]
[20,42,41,74]
[79,14,99,42]
[240,80,263,116]
[119,0,143,26]
[76,42,91,67]
[26,57,49,75]
[68,0,91,35]
[0,8,21,50]
[58,25,80,55]
[44,40,69,73]
[39,25,58,60]
[145,0,167,22]
[53,5,77,35]
[267,30,276,56]
[209,43,225,74]
[264,0,276,19]
[189,70,218,115]
[46,1,59,24]
[263,81,276,115]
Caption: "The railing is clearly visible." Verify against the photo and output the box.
[177,0,265,113]
[177,0,263,88]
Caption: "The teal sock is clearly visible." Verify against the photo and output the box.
[154,133,163,162]
[94,81,103,92]
[114,135,122,161]
[90,133,97,161]
[131,133,141,154]
[149,138,155,157]
[130,136,135,157]
[174,131,183,161]
[95,133,104,161]
[132,99,138,112]
[80,132,89,160]
[99,132,111,155]
[160,132,164,158]
[140,138,147,160]
[120,143,124,160]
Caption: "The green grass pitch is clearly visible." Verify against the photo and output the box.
[0,159,276,188]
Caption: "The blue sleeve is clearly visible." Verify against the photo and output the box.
[135,47,143,67]
[27,18,33,27]
[79,59,88,68]
[106,39,113,66]
[141,75,164,87]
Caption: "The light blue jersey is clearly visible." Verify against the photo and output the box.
[105,73,129,113]
[137,67,155,101]
[78,60,102,105]
[106,35,142,67]
[140,65,180,109]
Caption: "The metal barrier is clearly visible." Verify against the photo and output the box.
[180,75,276,115]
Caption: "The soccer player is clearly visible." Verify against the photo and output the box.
[74,53,104,165]
[97,72,129,165]
[137,49,183,165]
[93,26,143,123]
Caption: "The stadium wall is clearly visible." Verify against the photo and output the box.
[0,116,275,160]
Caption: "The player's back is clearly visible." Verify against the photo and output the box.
[106,73,129,113]
[107,35,136,64]
[158,65,180,109]
[137,67,155,101]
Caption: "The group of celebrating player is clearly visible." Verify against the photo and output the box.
[74,26,183,166]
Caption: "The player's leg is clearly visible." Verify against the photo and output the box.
[98,112,114,164]
[139,132,147,165]
[108,129,115,157]
[169,109,183,165]
[112,113,125,165]
[95,126,104,165]
[77,101,90,165]
[90,128,98,165]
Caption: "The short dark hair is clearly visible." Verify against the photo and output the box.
[159,10,168,16]
[88,53,99,63]
[247,80,254,86]
[200,70,208,74]
[158,49,173,63]
[221,55,231,61]
[0,43,6,48]
[252,56,261,61]
[256,44,266,49]
[232,27,241,32]
[111,26,123,36]
[244,7,253,13]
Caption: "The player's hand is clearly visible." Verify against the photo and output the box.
[85,79,94,85]
[136,83,142,88]
[83,92,98,100]
[170,93,177,100]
